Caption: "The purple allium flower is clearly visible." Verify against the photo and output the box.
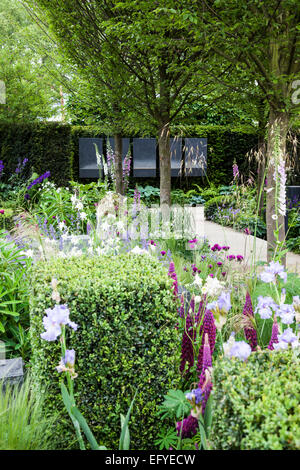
[227,255,236,261]
[244,227,251,235]
[208,264,213,269]
[176,415,198,439]
[211,243,222,252]
[222,246,230,251]
[229,340,251,361]
[221,272,226,277]
[243,292,257,351]
[236,255,244,262]
[268,316,279,350]
[160,251,166,256]
[209,273,214,278]
[0,209,4,215]
[217,262,223,267]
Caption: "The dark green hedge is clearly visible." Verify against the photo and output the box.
[0,122,73,186]
[171,124,258,185]
[0,121,259,187]
[29,254,180,450]
[211,350,300,450]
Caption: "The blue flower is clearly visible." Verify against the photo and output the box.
[229,341,252,361]
[40,304,78,342]
[255,296,278,320]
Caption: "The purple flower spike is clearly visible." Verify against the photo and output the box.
[180,309,195,375]
[176,415,198,439]
[197,310,216,374]
[243,292,257,351]
[268,315,279,350]
[168,261,178,298]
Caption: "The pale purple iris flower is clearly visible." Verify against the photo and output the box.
[207,292,231,314]
[255,296,278,320]
[277,304,295,325]
[41,304,78,342]
[260,261,287,284]
[273,328,299,351]
[186,388,203,405]
[229,341,251,361]
[56,349,76,375]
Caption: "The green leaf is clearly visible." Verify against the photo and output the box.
[119,391,136,450]
[161,390,191,418]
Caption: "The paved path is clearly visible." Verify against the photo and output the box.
[203,220,300,274]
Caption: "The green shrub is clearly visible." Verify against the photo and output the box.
[29,254,180,450]
[0,230,31,360]
[211,350,300,450]
[0,207,14,231]
[204,195,232,219]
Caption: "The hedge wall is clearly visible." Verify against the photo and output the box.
[29,254,180,450]
[0,121,260,187]
[171,124,258,185]
[210,350,300,450]
[0,122,73,186]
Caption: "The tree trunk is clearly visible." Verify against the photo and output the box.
[158,121,171,207]
[114,132,124,195]
[266,108,289,265]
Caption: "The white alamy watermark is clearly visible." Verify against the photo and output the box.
[96,202,205,247]
[0,80,6,104]
[291,80,300,105]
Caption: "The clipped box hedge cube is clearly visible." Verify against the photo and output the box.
[211,350,300,450]
[29,254,180,450]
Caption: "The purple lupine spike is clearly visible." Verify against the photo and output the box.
[198,334,212,389]
[195,298,205,324]
[202,333,212,370]
[189,295,195,315]
[243,292,257,351]
[179,293,185,318]
[200,369,213,415]
[168,261,178,298]
[196,310,216,374]
[176,414,198,439]
[180,309,195,374]
[268,315,279,350]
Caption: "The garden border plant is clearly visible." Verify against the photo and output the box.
[29,253,180,450]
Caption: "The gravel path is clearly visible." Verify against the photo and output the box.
[203,220,300,274]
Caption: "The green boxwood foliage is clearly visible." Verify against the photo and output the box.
[29,254,180,450]
[0,206,14,231]
[210,350,300,450]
